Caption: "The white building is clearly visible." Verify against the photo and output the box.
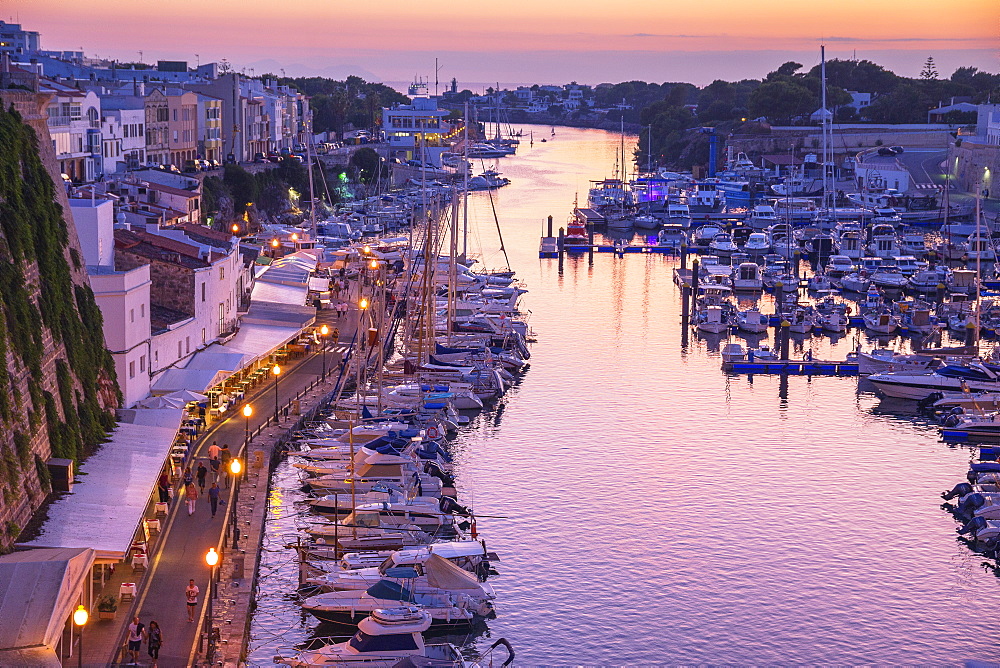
[41,79,101,182]
[854,150,911,192]
[382,96,451,167]
[100,105,146,175]
[111,225,247,388]
[977,104,1000,146]
[69,197,153,407]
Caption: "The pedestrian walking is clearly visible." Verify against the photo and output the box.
[185,579,199,622]
[185,481,199,515]
[207,440,221,478]
[208,482,220,518]
[126,615,145,665]
[157,471,170,503]
[220,444,232,475]
[146,620,163,665]
[196,461,208,492]
[183,466,193,487]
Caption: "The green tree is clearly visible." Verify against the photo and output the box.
[223,164,259,214]
[349,147,382,184]
[920,56,938,80]
[748,80,815,124]
[807,59,900,95]
[862,84,926,123]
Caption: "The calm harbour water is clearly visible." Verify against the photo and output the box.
[249,126,998,665]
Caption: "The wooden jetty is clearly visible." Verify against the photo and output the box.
[722,359,859,375]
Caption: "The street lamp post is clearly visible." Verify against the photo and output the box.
[229,458,242,546]
[270,238,279,259]
[205,547,219,663]
[231,223,240,236]
[73,604,87,668]
[242,404,252,447]
[319,324,329,380]
[272,364,281,422]
[357,297,369,421]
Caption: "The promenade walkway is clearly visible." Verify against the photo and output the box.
[83,302,358,667]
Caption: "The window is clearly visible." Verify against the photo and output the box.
[219,266,225,280]
[139,355,145,373]
[201,283,206,302]
[178,341,183,358]
[129,361,135,378]
[154,351,158,364]
[130,308,134,323]
[173,130,178,142]
[172,109,177,121]
[140,304,145,318]
[157,107,169,122]
[185,337,190,353]
[201,328,206,343]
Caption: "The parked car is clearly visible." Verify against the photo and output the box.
[253,152,268,163]
[267,153,282,163]
[889,146,904,154]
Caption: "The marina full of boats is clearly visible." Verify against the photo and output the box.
[242,153,529,664]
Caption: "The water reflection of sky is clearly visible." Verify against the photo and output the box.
[250,126,1000,665]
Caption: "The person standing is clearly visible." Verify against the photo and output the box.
[126,615,145,665]
[196,461,208,492]
[185,579,199,622]
[220,445,232,487]
[208,482,221,518]
[207,441,221,479]
[185,481,199,516]
[157,472,170,503]
[146,620,163,666]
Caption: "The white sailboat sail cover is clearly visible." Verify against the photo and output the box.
[423,553,481,591]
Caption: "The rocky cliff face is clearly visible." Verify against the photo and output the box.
[0,92,120,551]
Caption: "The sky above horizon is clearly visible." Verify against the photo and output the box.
[8,0,999,88]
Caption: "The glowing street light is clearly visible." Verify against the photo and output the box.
[205,547,219,663]
[242,404,252,446]
[319,324,329,380]
[73,604,87,668]
[272,364,281,422]
[231,223,240,235]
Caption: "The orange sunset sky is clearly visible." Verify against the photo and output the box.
[8,0,998,86]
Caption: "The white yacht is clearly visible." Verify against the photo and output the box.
[709,233,738,257]
[747,204,779,230]
[732,262,764,291]
[743,232,771,256]
[733,307,769,333]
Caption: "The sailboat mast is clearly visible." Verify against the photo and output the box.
[306,107,317,239]
[821,44,829,213]
[463,102,469,258]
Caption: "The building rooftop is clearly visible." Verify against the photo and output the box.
[150,303,192,332]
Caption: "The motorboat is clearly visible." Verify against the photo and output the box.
[732,262,764,291]
[733,307,769,333]
[273,607,505,667]
[856,349,938,375]
[868,223,900,259]
[870,264,909,290]
[786,305,816,333]
[695,304,730,334]
[894,256,925,275]
[807,273,834,291]
[467,169,510,191]
[743,232,771,257]
[909,266,951,292]
[692,223,723,248]
[665,203,692,229]
[299,575,494,628]
[708,233,738,257]
[631,214,657,230]
[746,205,779,230]
[863,310,900,335]
[839,271,871,293]
[899,233,928,256]
[336,541,498,576]
[825,255,855,278]
[835,229,865,260]
[868,363,1000,400]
